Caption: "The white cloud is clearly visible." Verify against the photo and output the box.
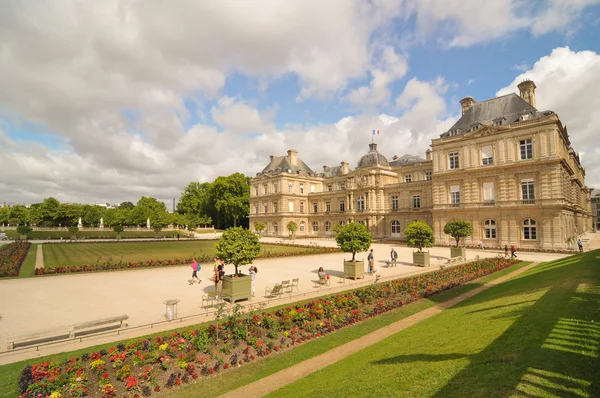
[531,0,600,37]
[497,47,600,188]
[210,97,276,135]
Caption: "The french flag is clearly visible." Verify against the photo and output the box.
[372,129,380,135]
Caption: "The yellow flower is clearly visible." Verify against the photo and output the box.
[159,343,169,351]
[49,393,63,398]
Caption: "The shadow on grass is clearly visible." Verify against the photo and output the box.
[427,250,600,398]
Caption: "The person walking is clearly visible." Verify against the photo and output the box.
[216,264,225,299]
[190,257,201,285]
[504,245,509,258]
[390,248,398,267]
[367,249,375,275]
[479,240,484,250]
[249,266,258,297]
[577,239,584,252]
[510,245,517,259]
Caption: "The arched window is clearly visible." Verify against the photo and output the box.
[523,219,536,240]
[273,222,278,234]
[339,221,346,226]
[312,221,319,232]
[484,220,496,239]
[300,221,305,233]
[325,221,331,231]
[391,220,401,234]
[357,196,365,211]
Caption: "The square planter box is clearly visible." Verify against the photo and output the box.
[450,246,466,258]
[222,274,252,303]
[344,260,365,280]
[413,251,430,267]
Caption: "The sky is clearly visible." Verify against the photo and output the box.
[2,0,600,208]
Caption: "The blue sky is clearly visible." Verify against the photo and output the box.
[1,1,600,205]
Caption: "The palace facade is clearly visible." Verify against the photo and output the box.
[249,80,592,249]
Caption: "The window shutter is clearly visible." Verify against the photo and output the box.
[482,145,493,159]
[289,202,294,212]
[483,182,494,200]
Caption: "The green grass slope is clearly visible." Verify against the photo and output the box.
[271,251,600,398]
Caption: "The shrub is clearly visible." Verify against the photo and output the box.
[335,222,372,261]
[443,220,473,247]
[404,221,435,252]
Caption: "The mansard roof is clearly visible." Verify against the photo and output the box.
[260,155,315,176]
[441,93,540,137]
[319,165,352,178]
[389,154,426,167]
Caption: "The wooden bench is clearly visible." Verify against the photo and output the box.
[6,314,128,350]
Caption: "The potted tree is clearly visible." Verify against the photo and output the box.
[335,222,372,279]
[286,221,297,239]
[443,220,473,258]
[216,227,260,303]
[113,225,124,240]
[16,225,32,241]
[68,226,79,240]
[404,221,435,266]
[254,222,266,236]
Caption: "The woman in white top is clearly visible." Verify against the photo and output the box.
[248,266,257,297]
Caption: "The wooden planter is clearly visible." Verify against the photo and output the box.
[222,274,252,303]
[450,246,466,258]
[413,251,430,267]
[344,260,365,280]
[20,235,27,240]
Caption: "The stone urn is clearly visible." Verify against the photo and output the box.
[450,247,466,259]
[222,274,252,303]
[343,260,365,280]
[413,251,430,267]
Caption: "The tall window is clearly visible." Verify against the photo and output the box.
[288,182,293,193]
[299,202,304,213]
[254,204,259,214]
[523,219,537,240]
[482,145,493,165]
[273,222,278,234]
[300,222,305,233]
[255,186,259,196]
[339,221,346,227]
[326,201,331,212]
[357,196,365,211]
[325,221,331,232]
[263,184,268,194]
[426,171,432,181]
[300,183,304,194]
[310,184,315,193]
[273,202,278,213]
[484,219,496,239]
[312,221,319,232]
[313,202,318,213]
[272,183,278,193]
[327,184,333,192]
[413,194,421,209]
[449,152,459,169]
[263,203,268,213]
[340,183,346,190]
[450,185,460,205]
[391,220,401,234]
[521,179,535,203]
[520,139,533,160]
[405,175,412,183]
[483,182,495,204]
[391,195,399,210]
[339,200,345,212]
[288,202,294,212]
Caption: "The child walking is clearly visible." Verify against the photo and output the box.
[190,257,201,285]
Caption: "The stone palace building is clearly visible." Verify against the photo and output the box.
[250,80,592,250]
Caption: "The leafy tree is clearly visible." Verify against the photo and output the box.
[443,220,473,247]
[254,222,265,235]
[16,225,32,238]
[82,205,105,227]
[335,222,372,262]
[286,221,297,238]
[215,227,261,276]
[210,173,250,228]
[153,225,163,236]
[405,221,435,252]
[28,204,42,226]
[177,182,212,217]
[56,203,83,226]
[119,201,135,210]
[38,197,60,224]
[0,206,10,226]
[9,205,30,225]
[68,226,79,238]
[113,225,124,238]
[8,218,20,226]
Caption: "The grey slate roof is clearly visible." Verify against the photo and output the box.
[591,189,600,200]
[261,156,315,175]
[320,165,352,178]
[389,154,426,167]
[441,93,539,137]
[357,143,390,168]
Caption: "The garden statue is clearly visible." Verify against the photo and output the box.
[147,218,151,229]
[78,217,82,227]
[100,217,104,228]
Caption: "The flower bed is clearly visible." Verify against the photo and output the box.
[34,244,340,276]
[0,241,31,278]
[19,257,519,397]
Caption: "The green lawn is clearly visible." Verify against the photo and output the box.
[0,261,533,398]
[270,252,600,397]
[41,241,320,267]
[18,243,37,278]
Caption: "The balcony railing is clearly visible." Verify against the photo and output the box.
[483,200,495,206]
[449,203,461,208]
[521,200,536,205]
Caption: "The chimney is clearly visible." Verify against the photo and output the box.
[269,155,275,162]
[425,149,432,160]
[340,161,349,175]
[287,149,298,166]
[517,80,536,108]
[460,96,476,116]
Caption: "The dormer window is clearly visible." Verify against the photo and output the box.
[469,123,481,132]
[519,113,531,121]
[493,117,506,126]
